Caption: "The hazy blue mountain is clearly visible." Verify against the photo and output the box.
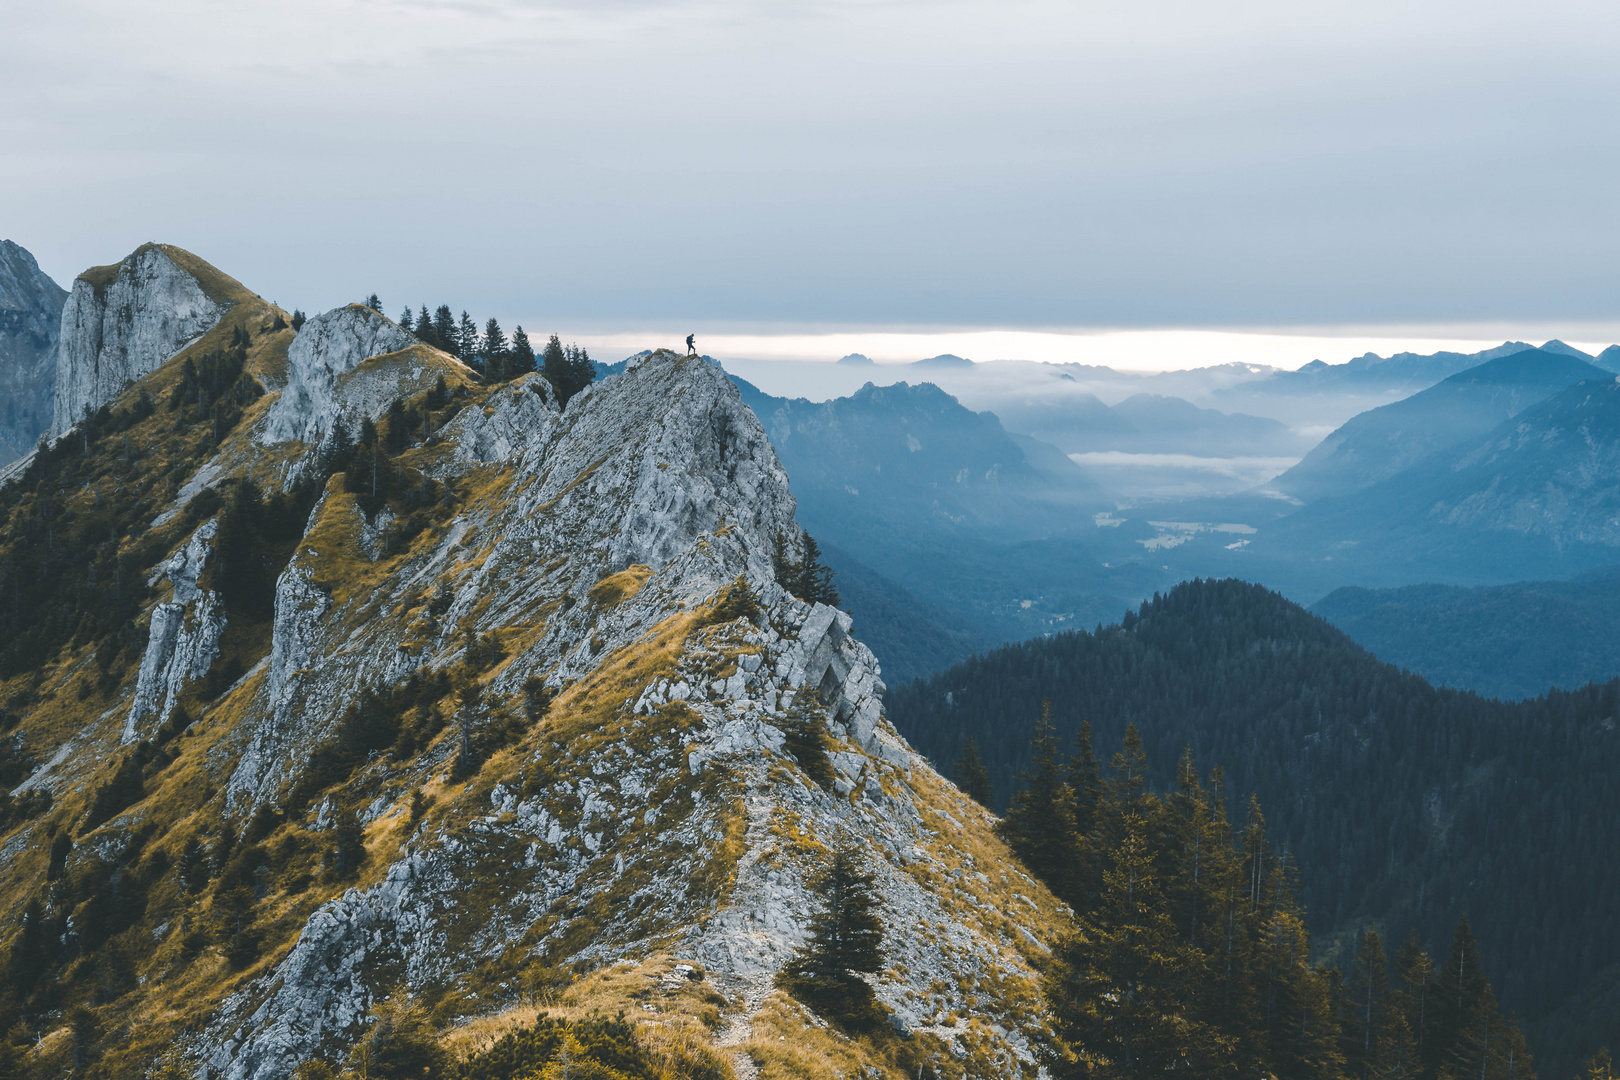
[974,390,1303,460]
[1255,374,1620,588]
[815,539,990,682]
[909,352,974,370]
[733,377,1101,530]
[731,376,1158,669]
[0,240,67,464]
[1314,571,1620,701]
[1268,347,1609,502]
[978,390,1134,451]
[1108,392,1302,454]
[1256,340,1533,394]
[1536,338,1596,359]
[1597,344,1620,373]
[836,352,875,365]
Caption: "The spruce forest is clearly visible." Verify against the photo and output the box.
[887,579,1620,1076]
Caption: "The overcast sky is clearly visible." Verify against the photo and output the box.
[7,0,1620,356]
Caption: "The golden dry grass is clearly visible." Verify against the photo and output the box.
[439,954,737,1080]
[589,565,653,609]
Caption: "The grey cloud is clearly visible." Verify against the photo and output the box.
[6,0,1620,327]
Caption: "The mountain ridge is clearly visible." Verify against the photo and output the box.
[0,245,1063,1080]
[1268,346,1610,503]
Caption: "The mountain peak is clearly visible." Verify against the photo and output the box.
[260,303,434,445]
[1538,338,1593,359]
[910,353,972,369]
[55,244,247,433]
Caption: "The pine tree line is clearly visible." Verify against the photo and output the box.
[772,531,841,608]
[362,296,595,402]
[999,709,1535,1078]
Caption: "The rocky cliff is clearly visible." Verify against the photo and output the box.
[53,244,249,434]
[260,305,423,446]
[0,240,67,464]
[0,248,1061,1080]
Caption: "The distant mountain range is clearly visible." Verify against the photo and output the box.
[1255,371,1620,586]
[988,390,1306,458]
[607,339,1620,696]
[730,376,1144,679]
[1268,347,1612,502]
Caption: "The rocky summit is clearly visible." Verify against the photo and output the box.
[0,245,1062,1080]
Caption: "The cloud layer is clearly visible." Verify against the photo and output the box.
[8,0,1620,327]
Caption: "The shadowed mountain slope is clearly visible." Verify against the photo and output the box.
[0,241,67,464]
[887,577,1620,1077]
[1269,347,1610,503]
[1314,572,1620,701]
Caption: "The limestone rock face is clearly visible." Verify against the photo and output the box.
[124,520,226,744]
[260,305,418,445]
[54,245,223,433]
[0,240,67,464]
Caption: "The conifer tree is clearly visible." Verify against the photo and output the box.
[796,534,840,607]
[1160,750,1226,963]
[291,309,306,331]
[8,898,51,994]
[415,305,435,346]
[1254,902,1341,1077]
[566,343,596,396]
[1094,722,1148,858]
[1067,719,1104,838]
[483,318,508,379]
[954,737,992,806]
[433,306,457,355]
[1393,931,1436,1074]
[1433,915,1488,1075]
[541,334,594,406]
[786,841,884,980]
[365,293,381,312]
[511,326,535,376]
[397,307,413,332]
[1341,928,1394,1080]
[1046,811,1228,1077]
[458,311,479,363]
[179,835,209,893]
[1002,701,1080,902]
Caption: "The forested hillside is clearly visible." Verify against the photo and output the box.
[1314,572,1620,700]
[886,578,1620,1075]
[1012,718,1534,1078]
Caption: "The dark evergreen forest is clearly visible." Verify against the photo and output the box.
[885,578,1620,1076]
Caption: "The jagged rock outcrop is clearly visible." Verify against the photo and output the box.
[196,351,1051,1077]
[260,305,421,445]
[53,244,226,433]
[124,520,225,743]
[0,240,67,464]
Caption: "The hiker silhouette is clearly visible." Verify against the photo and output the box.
[686,334,696,356]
